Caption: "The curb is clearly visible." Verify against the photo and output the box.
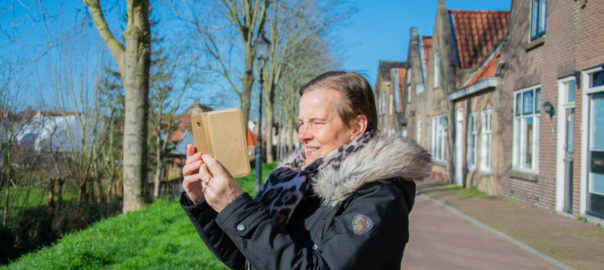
[419,192,575,270]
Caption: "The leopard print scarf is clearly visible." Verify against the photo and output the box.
[254,131,376,225]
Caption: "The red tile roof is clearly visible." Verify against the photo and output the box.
[170,131,185,142]
[247,130,258,146]
[462,45,502,88]
[449,10,509,69]
[421,36,432,76]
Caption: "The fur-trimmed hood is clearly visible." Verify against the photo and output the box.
[305,135,432,207]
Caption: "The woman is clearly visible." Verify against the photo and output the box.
[181,71,432,270]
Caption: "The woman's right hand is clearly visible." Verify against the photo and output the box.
[182,144,205,204]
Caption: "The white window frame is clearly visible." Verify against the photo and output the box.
[513,85,541,173]
[431,114,448,162]
[481,110,493,172]
[434,52,441,88]
[467,112,478,171]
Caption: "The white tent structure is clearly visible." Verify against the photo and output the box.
[16,111,102,153]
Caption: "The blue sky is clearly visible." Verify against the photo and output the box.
[1,0,512,112]
[339,0,512,84]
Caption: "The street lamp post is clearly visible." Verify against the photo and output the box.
[254,30,271,192]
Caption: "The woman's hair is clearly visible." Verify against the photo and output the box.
[299,71,378,131]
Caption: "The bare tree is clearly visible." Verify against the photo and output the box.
[173,0,270,136]
[275,37,338,155]
[261,0,350,162]
[82,0,151,212]
[149,41,200,199]
[0,59,22,226]
[98,66,124,202]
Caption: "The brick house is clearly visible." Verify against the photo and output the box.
[404,0,509,184]
[446,10,509,195]
[501,0,604,221]
[375,61,409,136]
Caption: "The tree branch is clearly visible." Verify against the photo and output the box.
[81,0,125,70]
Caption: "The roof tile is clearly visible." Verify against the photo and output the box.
[449,10,509,69]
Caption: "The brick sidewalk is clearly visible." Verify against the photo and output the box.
[417,181,604,270]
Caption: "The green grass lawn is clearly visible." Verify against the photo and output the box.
[2,163,277,270]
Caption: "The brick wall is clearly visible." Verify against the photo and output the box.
[501,0,604,215]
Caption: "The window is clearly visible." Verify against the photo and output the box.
[513,86,541,172]
[467,113,478,170]
[389,93,394,115]
[590,70,604,88]
[431,115,448,162]
[417,120,422,145]
[380,92,386,115]
[393,69,400,113]
[530,0,546,40]
[481,110,493,172]
[434,52,441,88]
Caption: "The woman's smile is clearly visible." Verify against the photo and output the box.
[298,88,354,165]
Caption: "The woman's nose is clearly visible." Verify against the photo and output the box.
[298,125,312,141]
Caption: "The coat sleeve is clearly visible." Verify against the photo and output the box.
[180,192,246,270]
[215,182,411,270]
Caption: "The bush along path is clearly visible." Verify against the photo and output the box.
[2,163,277,270]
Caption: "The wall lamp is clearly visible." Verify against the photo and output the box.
[543,101,555,118]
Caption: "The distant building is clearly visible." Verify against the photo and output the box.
[375,61,409,136]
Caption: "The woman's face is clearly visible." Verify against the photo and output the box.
[298,88,354,165]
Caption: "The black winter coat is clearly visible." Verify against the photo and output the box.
[181,135,431,270]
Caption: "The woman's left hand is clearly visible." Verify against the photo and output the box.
[199,154,245,213]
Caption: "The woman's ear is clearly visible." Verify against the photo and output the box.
[351,114,368,139]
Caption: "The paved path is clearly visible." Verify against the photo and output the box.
[401,195,557,270]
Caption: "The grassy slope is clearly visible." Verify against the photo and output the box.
[3,163,277,270]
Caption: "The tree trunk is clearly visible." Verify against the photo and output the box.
[265,82,275,163]
[153,154,163,199]
[288,114,296,152]
[83,0,150,213]
[47,178,55,209]
[265,108,274,163]
[121,1,151,212]
[56,178,64,211]
[275,107,282,161]
[94,177,103,203]
[153,112,162,199]
[2,176,9,226]
[241,48,255,136]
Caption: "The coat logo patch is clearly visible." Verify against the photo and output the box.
[352,214,374,235]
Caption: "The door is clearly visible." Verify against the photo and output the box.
[455,108,464,186]
[588,92,604,217]
[563,107,575,213]
[557,79,575,214]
